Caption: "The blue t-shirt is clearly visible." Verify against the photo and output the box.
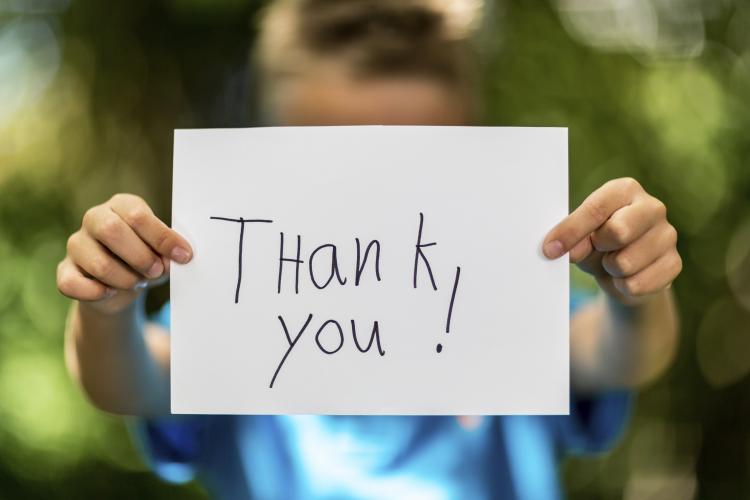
[134,294,631,499]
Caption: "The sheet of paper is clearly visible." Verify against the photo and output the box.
[171,126,569,415]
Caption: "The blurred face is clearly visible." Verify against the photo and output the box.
[271,65,471,126]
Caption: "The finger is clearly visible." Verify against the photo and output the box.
[543,177,642,259]
[602,221,678,278]
[591,196,666,252]
[57,257,114,301]
[109,194,192,263]
[612,249,682,298]
[577,248,606,277]
[569,236,593,264]
[84,206,164,279]
[67,231,144,290]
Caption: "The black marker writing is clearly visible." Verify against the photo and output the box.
[446,266,461,334]
[315,319,345,354]
[209,212,465,383]
[271,314,387,388]
[270,313,313,389]
[413,212,438,290]
[209,216,273,303]
[278,232,303,294]
[355,238,382,286]
[437,266,462,354]
[309,244,347,289]
[350,319,386,356]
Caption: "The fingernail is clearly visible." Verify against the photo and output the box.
[103,287,116,298]
[171,246,191,264]
[134,280,149,291]
[147,260,164,279]
[543,240,565,259]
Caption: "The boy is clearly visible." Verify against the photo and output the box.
[57,0,682,498]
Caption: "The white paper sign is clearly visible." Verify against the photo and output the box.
[171,126,569,415]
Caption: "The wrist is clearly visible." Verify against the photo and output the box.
[78,289,143,316]
[76,292,146,330]
[601,284,671,325]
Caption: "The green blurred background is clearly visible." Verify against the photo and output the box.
[1,0,749,498]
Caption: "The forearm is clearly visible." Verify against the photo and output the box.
[571,288,679,393]
[65,296,170,416]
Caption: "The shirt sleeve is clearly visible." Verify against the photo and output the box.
[553,288,634,455]
[130,415,208,483]
[553,390,632,455]
[129,301,208,484]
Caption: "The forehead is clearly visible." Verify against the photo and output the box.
[271,68,471,126]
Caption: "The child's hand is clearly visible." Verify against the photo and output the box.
[57,194,193,313]
[543,178,681,305]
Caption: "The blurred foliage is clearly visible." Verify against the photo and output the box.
[0,0,748,499]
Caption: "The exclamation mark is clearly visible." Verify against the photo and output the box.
[437,266,461,353]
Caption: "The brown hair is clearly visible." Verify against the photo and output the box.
[254,0,482,117]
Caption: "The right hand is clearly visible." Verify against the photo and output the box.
[57,193,193,313]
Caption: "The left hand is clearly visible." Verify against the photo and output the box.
[543,177,682,305]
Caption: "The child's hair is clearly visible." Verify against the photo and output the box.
[254,0,483,116]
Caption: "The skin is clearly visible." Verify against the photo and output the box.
[59,68,681,415]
